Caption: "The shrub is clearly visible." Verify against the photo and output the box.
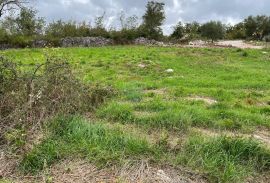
[0,55,115,146]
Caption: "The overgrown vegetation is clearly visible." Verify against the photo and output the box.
[0,54,115,147]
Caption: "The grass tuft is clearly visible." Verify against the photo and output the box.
[177,135,270,182]
[20,116,157,174]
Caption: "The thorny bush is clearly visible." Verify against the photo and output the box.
[0,55,115,146]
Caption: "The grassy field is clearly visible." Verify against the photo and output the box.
[1,46,270,182]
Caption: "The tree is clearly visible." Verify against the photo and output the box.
[0,0,29,18]
[1,7,44,36]
[141,1,165,40]
[185,21,201,39]
[170,21,185,39]
[200,21,225,42]
[244,15,270,40]
[225,23,246,39]
[119,11,138,30]
[15,7,44,36]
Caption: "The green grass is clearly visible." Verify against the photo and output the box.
[177,135,270,182]
[20,116,159,174]
[20,116,270,183]
[2,46,270,182]
[1,46,269,131]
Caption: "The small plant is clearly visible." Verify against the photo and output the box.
[217,119,242,130]
[242,51,248,57]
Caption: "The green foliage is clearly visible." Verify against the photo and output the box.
[170,21,201,41]
[171,21,185,39]
[244,15,270,40]
[15,8,45,36]
[226,23,246,39]
[185,21,201,39]
[0,27,9,44]
[141,1,165,40]
[200,21,225,42]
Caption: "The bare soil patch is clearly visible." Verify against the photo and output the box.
[186,40,264,49]
[186,96,217,105]
[144,88,167,95]
[216,40,263,49]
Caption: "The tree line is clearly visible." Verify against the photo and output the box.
[0,1,270,47]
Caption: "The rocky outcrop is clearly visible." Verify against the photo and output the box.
[61,37,113,47]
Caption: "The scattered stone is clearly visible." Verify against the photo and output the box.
[189,40,207,46]
[165,69,174,73]
[61,37,113,47]
[138,63,146,68]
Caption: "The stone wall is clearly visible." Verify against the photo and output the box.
[134,37,165,46]
[0,36,169,49]
[61,37,113,47]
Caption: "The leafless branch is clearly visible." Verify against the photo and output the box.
[0,0,29,17]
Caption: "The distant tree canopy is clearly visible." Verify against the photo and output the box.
[226,23,246,40]
[200,21,225,42]
[2,7,44,36]
[171,21,201,40]
[141,1,165,40]
[171,21,185,39]
[244,15,270,40]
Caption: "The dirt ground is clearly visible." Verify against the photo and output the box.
[187,40,264,49]
[215,40,263,49]
[1,157,208,183]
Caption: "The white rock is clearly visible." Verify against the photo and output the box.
[165,69,174,73]
[138,64,146,68]
[262,51,268,54]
